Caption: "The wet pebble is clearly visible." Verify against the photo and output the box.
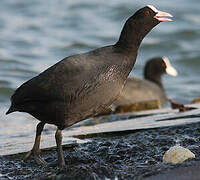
[154,135,174,146]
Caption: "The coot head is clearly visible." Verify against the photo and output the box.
[144,57,178,88]
[116,5,173,51]
[132,5,173,23]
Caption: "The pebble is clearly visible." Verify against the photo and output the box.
[163,145,195,164]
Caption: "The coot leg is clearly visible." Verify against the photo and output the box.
[24,122,47,165]
[55,128,66,168]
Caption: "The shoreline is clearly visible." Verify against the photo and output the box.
[1,117,200,179]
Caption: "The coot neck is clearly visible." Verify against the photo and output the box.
[115,17,154,55]
[145,74,164,89]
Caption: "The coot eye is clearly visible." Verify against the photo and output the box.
[162,62,166,68]
[145,10,150,15]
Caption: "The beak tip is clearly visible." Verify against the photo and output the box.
[154,11,173,22]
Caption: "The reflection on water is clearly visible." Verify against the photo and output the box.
[0,0,200,154]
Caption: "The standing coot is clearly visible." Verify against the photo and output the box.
[6,5,172,168]
[114,57,178,107]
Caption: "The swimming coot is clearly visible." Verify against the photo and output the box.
[6,5,172,168]
[114,57,178,107]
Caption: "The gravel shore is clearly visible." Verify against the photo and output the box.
[1,120,200,180]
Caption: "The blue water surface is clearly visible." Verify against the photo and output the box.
[0,0,200,154]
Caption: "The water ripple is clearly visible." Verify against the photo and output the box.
[0,0,200,154]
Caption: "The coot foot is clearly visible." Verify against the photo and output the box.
[24,149,48,165]
[24,122,46,165]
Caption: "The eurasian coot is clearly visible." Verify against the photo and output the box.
[6,5,172,168]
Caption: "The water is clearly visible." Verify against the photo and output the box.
[0,0,200,154]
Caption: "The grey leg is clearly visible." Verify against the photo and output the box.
[24,122,47,165]
[55,128,66,168]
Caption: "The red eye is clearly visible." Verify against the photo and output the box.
[145,10,150,15]
[162,62,166,68]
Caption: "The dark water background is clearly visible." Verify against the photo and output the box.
[0,0,200,154]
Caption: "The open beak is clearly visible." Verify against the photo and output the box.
[154,11,173,22]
